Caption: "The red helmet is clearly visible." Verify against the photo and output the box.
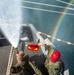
[50,50,60,62]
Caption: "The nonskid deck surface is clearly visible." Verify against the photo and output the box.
[0,46,11,75]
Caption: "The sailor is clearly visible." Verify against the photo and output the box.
[10,51,31,75]
[39,43,64,75]
[10,50,42,75]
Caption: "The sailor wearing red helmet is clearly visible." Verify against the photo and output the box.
[50,50,60,62]
[39,43,64,75]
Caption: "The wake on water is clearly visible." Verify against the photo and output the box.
[0,0,22,48]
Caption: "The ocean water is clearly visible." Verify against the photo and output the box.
[22,0,74,75]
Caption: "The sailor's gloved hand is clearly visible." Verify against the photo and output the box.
[22,55,29,61]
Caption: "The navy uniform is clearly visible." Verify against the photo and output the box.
[11,61,30,75]
[11,54,42,75]
[44,44,64,75]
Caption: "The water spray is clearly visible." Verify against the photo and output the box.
[0,0,22,48]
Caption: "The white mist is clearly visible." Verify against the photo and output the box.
[0,0,22,48]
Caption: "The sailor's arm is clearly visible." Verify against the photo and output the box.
[38,42,52,52]
[28,61,42,75]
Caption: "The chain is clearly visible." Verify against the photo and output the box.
[38,31,74,46]
[6,46,15,75]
